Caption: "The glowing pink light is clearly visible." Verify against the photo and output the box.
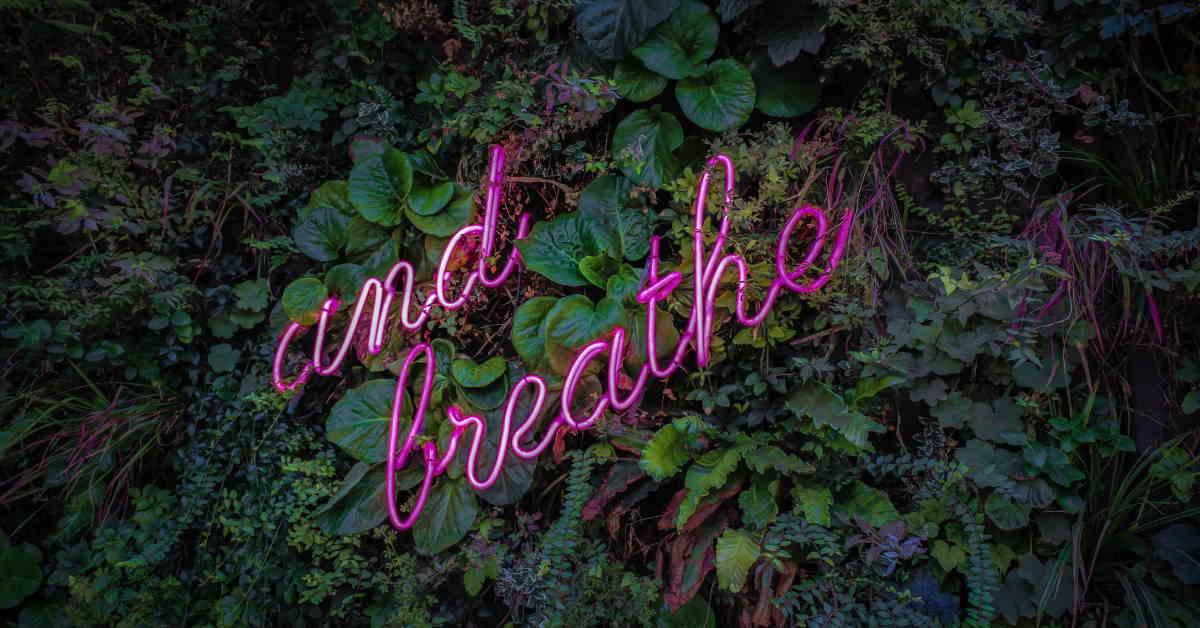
[272,146,855,529]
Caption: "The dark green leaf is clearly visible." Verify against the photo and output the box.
[412,476,479,554]
[676,59,756,132]
[452,356,507,388]
[327,379,403,464]
[512,297,557,369]
[749,55,819,118]
[613,107,684,188]
[544,295,626,374]
[615,59,668,102]
[579,174,652,261]
[515,211,601,287]
[632,0,718,79]
[349,148,412,227]
[282,278,328,326]
[409,181,455,216]
[575,0,680,60]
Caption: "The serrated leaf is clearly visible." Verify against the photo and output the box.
[233,278,270,311]
[737,477,778,529]
[791,483,832,525]
[676,447,744,528]
[641,424,690,480]
[714,529,760,592]
[838,481,898,527]
[931,539,966,572]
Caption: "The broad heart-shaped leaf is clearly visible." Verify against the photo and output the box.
[349,147,412,227]
[452,356,507,388]
[613,107,684,189]
[305,180,354,220]
[737,476,778,530]
[408,185,475,237]
[676,59,756,132]
[615,59,667,102]
[544,295,627,375]
[607,265,642,305]
[476,401,536,506]
[760,8,826,66]
[345,216,391,258]
[749,54,819,118]
[985,493,1031,530]
[511,296,557,369]
[714,528,760,592]
[515,211,601,287]
[575,0,679,60]
[459,371,511,411]
[324,263,367,302]
[412,475,479,555]
[0,542,41,609]
[579,254,620,288]
[632,0,719,80]
[624,304,681,372]
[282,277,328,326]
[327,379,405,464]
[408,181,455,216]
[837,481,898,527]
[579,174,652,261]
[293,206,350,262]
[641,423,690,480]
[313,462,394,535]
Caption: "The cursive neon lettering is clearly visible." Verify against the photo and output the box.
[274,146,854,529]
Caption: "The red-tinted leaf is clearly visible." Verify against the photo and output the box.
[680,475,744,533]
[583,462,645,520]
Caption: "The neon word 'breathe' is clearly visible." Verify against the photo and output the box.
[272,146,853,530]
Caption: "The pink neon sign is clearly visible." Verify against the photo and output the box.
[272,146,853,530]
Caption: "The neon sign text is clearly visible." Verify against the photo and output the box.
[272,146,854,530]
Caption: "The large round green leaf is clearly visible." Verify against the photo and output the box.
[408,181,455,216]
[632,0,718,80]
[345,216,391,258]
[412,476,479,555]
[293,206,350,262]
[514,211,601,287]
[406,186,475,237]
[512,296,557,369]
[544,295,627,374]
[615,59,668,102]
[327,379,405,464]
[477,403,536,506]
[313,462,391,535]
[0,542,41,609]
[579,254,620,289]
[452,356,507,388]
[349,147,412,227]
[613,107,684,189]
[676,59,756,131]
[579,174,651,261]
[749,54,819,118]
[324,263,367,301]
[304,180,354,220]
[574,0,679,60]
[282,277,328,326]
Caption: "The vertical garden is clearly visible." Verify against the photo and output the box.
[1,1,1199,626]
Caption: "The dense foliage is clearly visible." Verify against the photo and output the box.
[2,0,1199,626]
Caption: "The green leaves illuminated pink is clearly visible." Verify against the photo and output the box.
[451,356,507,388]
[408,181,455,216]
[407,186,475,237]
[515,211,601,287]
[282,277,327,325]
[349,147,412,226]
[511,297,557,370]
[579,174,651,261]
[413,476,478,555]
[613,107,683,189]
[632,0,718,80]
[326,379,403,464]
[544,295,626,374]
[676,59,756,132]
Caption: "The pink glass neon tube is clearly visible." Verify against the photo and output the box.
[271,145,856,529]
